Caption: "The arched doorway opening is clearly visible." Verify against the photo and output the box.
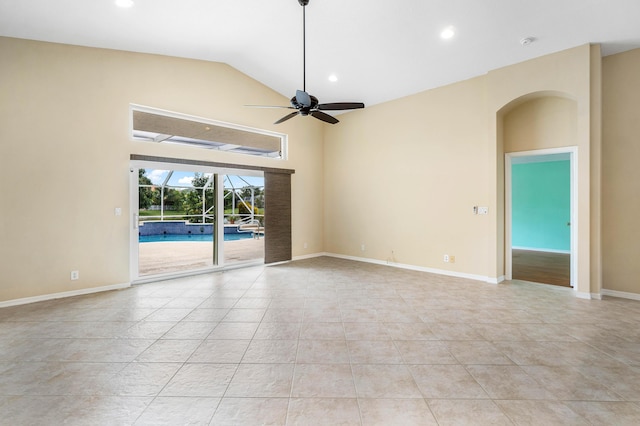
[497,93,579,290]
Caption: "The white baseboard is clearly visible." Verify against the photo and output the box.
[292,252,327,261]
[323,252,499,284]
[6,252,609,308]
[0,282,131,308]
[575,291,593,300]
[601,289,640,301]
[488,275,506,284]
[297,253,594,300]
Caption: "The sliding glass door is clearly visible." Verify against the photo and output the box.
[136,168,216,277]
[130,163,265,281]
[222,175,265,265]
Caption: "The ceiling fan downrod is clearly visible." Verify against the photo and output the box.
[299,0,309,92]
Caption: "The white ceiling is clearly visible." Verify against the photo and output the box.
[2,0,639,108]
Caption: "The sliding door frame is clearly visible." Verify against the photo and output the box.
[129,155,294,283]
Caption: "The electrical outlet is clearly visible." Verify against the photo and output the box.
[303,242,308,249]
[449,255,456,263]
[478,206,489,215]
[361,244,366,251]
[70,270,79,280]
[443,254,449,263]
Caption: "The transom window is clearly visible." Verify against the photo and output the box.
[131,105,286,159]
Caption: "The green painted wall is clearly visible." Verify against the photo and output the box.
[512,160,570,251]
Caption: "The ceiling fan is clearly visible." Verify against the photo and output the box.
[248,0,365,125]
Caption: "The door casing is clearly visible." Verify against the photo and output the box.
[505,147,578,289]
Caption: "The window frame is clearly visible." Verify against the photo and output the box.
[129,104,288,160]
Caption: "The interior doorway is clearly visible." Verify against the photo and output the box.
[505,147,577,289]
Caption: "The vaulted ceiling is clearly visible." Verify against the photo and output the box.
[2,0,639,107]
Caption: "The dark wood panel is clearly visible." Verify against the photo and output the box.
[264,172,292,264]
[512,249,571,287]
[130,154,295,175]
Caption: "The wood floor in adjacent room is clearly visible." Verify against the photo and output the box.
[512,249,571,287]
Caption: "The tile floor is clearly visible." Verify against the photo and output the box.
[1,256,640,425]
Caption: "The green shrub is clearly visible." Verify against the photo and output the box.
[238,202,259,216]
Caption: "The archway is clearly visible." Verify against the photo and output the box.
[496,93,580,291]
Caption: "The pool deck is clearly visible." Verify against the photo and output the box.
[138,238,264,276]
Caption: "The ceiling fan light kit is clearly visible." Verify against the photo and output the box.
[249,0,365,125]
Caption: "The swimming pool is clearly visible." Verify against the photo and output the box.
[139,233,255,243]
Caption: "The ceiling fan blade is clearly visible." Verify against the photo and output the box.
[296,90,312,108]
[311,110,339,124]
[317,102,365,111]
[274,111,299,124]
[245,105,295,109]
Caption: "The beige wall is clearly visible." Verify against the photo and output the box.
[0,37,324,302]
[326,44,602,294]
[602,48,640,294]
[503,97,578,153]
[324,77,492,277]
[1,36,621,302]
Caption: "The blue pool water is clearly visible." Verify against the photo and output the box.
[139,233,254,243]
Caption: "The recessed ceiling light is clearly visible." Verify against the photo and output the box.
[115,0,134,8]
[440,26,456,40]
[328,74,338,82]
